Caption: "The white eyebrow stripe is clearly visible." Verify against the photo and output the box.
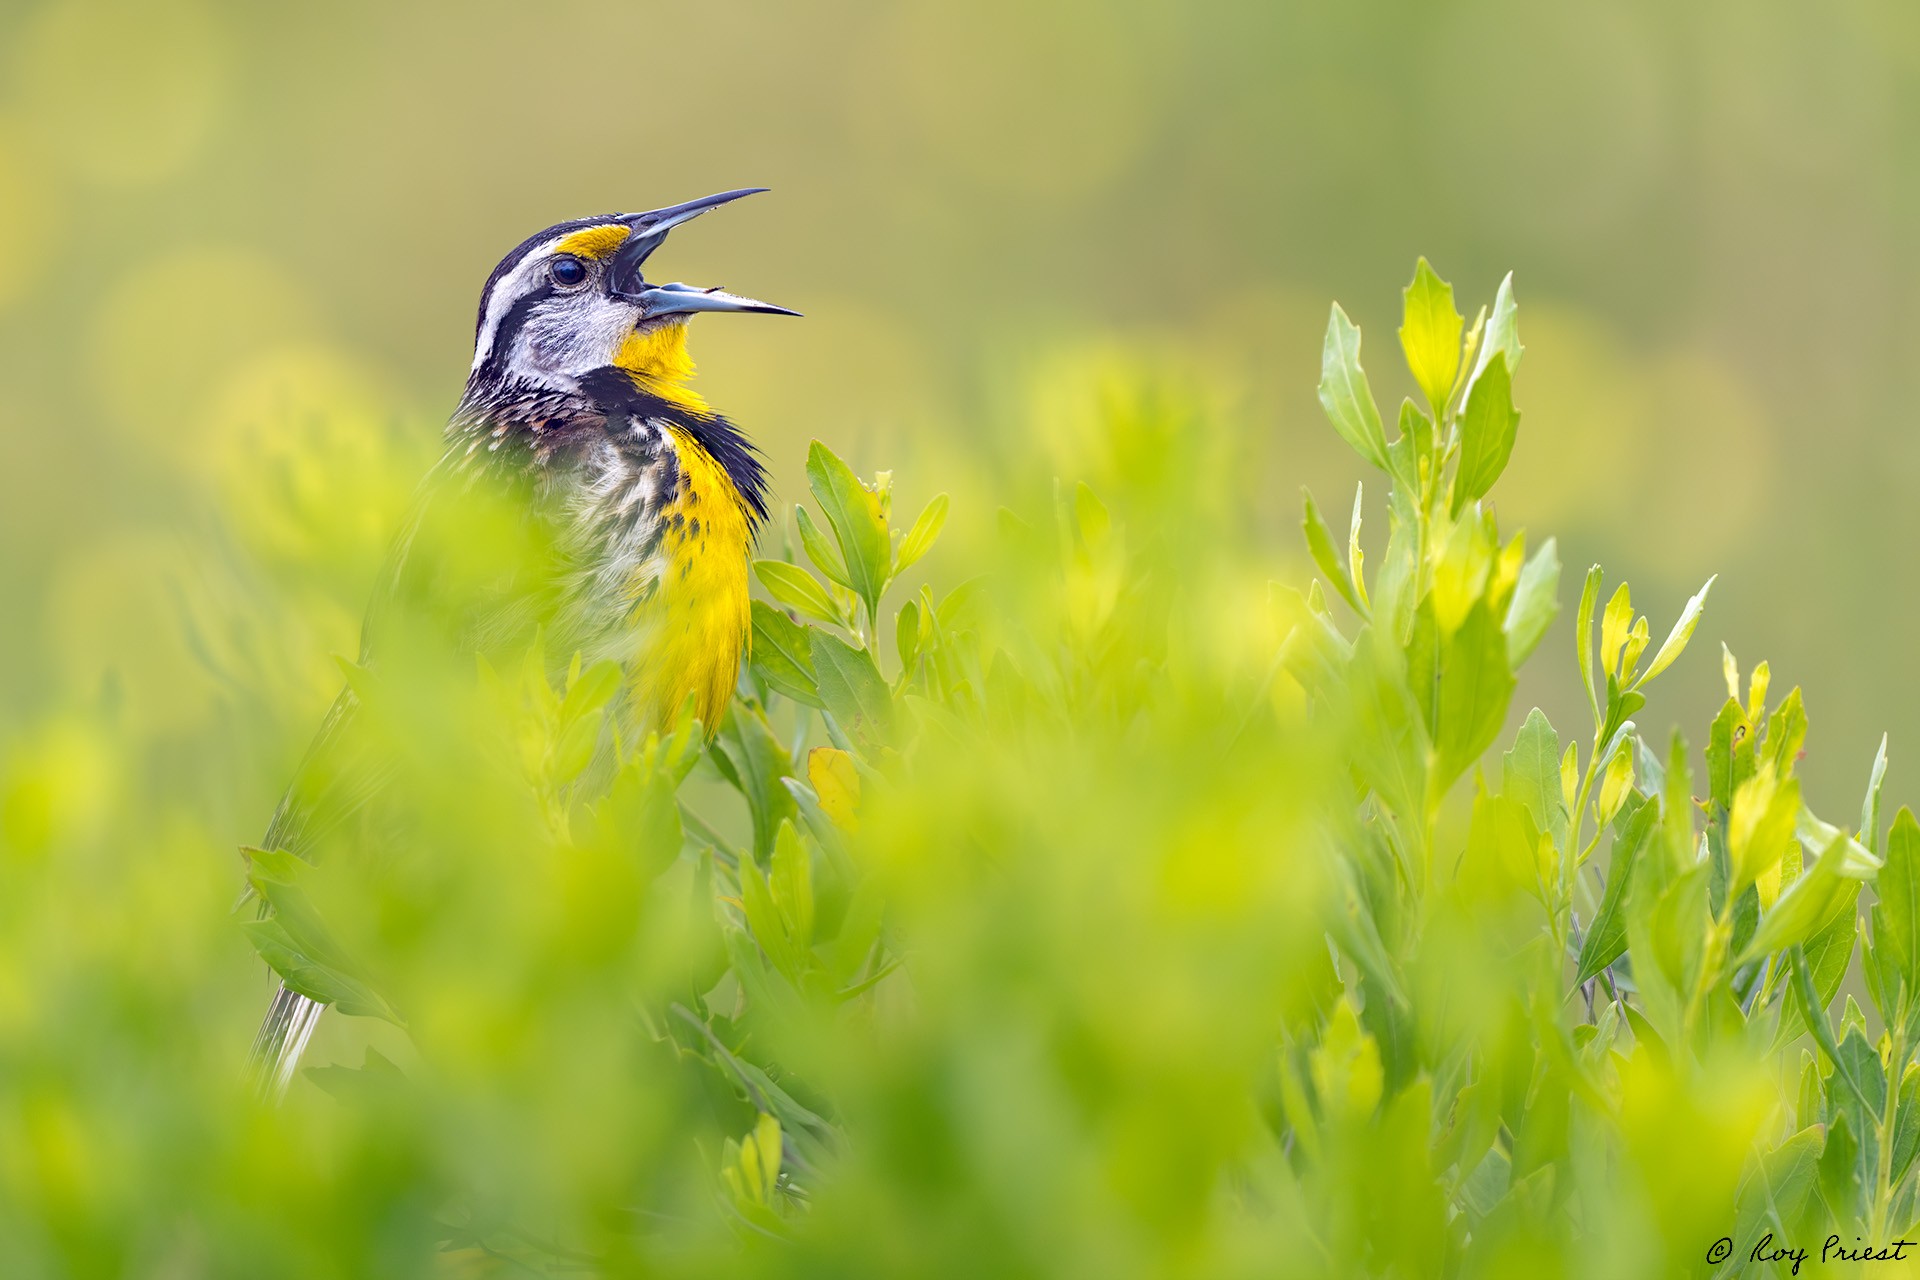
[472,236,566,370]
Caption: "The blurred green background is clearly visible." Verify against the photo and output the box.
[1,1,1913,1271]
[3,0,1915,820]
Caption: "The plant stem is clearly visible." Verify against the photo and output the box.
[1560,732,1606,959]
[1872,1015,1908,1241]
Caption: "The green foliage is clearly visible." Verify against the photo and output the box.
[1318,302,1390,471]
[4,259,1913,1276]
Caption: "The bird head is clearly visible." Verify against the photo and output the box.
[466,188,796,397]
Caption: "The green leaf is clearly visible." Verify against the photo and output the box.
[1738,830,1862,966]
[1862,733,1890,857]
[748,601,823,708]
[1430,509,1492,636]
[1599,584,1633,683]
[1625,859,1708,1047]
[1460,785,1546,905]
[1797,807,1882,880]
[1734,1125,1824,1250]
[1502,709,1567,855]
[754,559,843,626]
[1766,687,1810,774]
[1575,801,1658,984]
[1873,808,1920,1034]
[240,849,398,1021]
[1317,302,1389,471]
[1369,515,1421,647]
[1657,729,1697,882]
[830,878,886,986]
[769,820,815,948]
[1390,435,1420,525]
[780,776,847,864]
[894,598,922,677]
[1451,306,1487,403]
[1432,601,1517,793]
[1452,355,1519,511]
[1575,565,1603,727]
[1502,537,1559,668]
[242,919,399,1023]
[1399,257,1464,415]
[805,441,891,618]
[552,713,601,783]
[894,493,949,574]
[594,759,684,879]
[935,576,989,634]
[1599,679,1646,756]
[1395,400,1433,511]
[668,1004,837,1157]
[810,632,896,756]
[737,856,808,984]
[1817,1111,1863,1223]
[1310,997,1384,1121]
[1804,882,1862,1011]
[1620,1003,1668,1070]
[794,504,851,589]
[1341,635,1427,822]
[715,704,798,863]
[1302,489,1362,613]
[807,746,861,835]
[1727,764,1800,899]
[1704,699,1754,819]
[558,659,623,727]
[305,1048,406,1105]
[1346,483,1369,612]
[1834,1026,1889,1144]
[1893,1066,1920,1189]
[1636,575,1715,687]
[1465,271,1523,395]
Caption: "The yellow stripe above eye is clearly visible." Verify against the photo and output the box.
[553,224,632,259]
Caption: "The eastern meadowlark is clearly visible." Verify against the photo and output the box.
[246,189,795,1097]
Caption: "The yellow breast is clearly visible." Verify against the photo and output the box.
[628,424,754,735]
[603,320,757,736]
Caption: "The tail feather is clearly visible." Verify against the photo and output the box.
[249,984,325,1101]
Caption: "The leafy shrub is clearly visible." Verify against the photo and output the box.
[0,261,1907,1277]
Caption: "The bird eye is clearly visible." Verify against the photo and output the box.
[549,256,588,288]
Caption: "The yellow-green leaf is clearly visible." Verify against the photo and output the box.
[1317,303,1388,471]
[894,493,949,573]
[1309,997,1383,1121]
[805,441,891,616]
[795,504,851,589]
[1502,537,1560,667]
[1465,270,1523,398]
[754,559,841,625]
[1597,744,1634,828]
[1302,489,1362,613]
[1728,762,1799,897]
[1600,583,1633,681]
[749,600,823,708]
[808,746,862,834]
[770,820,815,946]
[1636,575,1716,688]
[1452,353,1519,511]
[1399,257,1463,414]
[1575,565,1603,725]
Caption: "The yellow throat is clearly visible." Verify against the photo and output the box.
[613,321,754,735]
[613,319,709,412]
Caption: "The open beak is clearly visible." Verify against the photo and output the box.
[607,188,800,319]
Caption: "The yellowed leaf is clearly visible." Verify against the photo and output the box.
[808,746,861,833]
